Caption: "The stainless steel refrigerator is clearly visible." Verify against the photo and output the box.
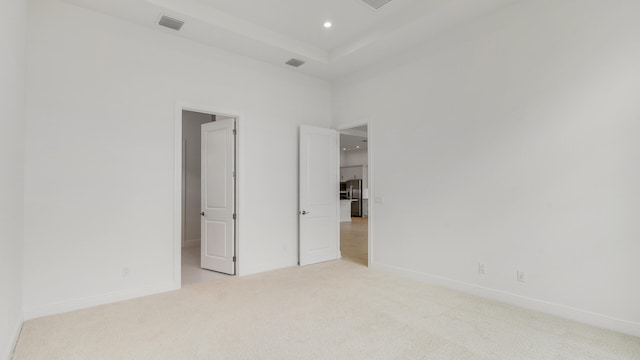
[346,179,363,217]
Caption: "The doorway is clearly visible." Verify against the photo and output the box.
[339,125,369,266]
[178,109,237,287]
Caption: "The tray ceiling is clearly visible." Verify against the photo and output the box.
[62,0,522,79]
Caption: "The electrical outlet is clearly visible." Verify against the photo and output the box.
[478,263,486,275]
[122,267,130,278]
[517,270,526,283]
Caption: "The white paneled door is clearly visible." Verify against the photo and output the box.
[299,126,339,266]
[201,119,236,275]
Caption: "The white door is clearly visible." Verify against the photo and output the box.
[299,125,340,266]
[201,119,235,275]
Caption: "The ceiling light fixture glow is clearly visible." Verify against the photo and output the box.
[323,21,332,29]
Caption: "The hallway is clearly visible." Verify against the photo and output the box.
[340,217,368,266]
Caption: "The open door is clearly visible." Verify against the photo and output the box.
[299,125,340,266]
[201,119,236,275]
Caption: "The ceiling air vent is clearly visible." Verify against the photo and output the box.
[360,0,393,10]
[285,58,306,68]
[158,15,184,31]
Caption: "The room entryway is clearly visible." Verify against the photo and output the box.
[340,217,368,266]
[339,125,369,266]
[179,109,237,286]
[297,123,371,268]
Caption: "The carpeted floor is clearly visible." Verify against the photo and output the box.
[13,259,640,359]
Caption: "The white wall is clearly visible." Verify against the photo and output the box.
[341,149,368,167]
[24,0,331,318]
[0,0,27,357]
[181,111,211,247]
[333,0,640,335]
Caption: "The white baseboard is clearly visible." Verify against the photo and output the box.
[23,282,176,321]
[240,260,297,277]
[183,238,199,248]
[4,317,23,360]
[371,261,640,338]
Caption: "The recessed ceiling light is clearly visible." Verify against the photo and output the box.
[342,148,346,151]
[356,146,360,149]
[323,21,332,29]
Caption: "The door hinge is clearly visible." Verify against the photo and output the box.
[233,129,236,135]
[233,256,236,262]
[233,213,236,220]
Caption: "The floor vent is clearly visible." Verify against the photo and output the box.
[285,58,306,68]
[360,0,393,10]
[158,15,184,31]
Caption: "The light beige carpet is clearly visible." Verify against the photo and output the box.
[13,260,640,359]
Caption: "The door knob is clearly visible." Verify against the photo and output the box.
[200,212,205,216]
[301,210,310,215]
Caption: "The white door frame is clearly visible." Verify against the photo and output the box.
[336,121,373,267]
[173,102,242,288]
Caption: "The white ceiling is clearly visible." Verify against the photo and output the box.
[340,134,368,152]
[340,125,368,151]
[62,0,522,79]
[197,0,428,51]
